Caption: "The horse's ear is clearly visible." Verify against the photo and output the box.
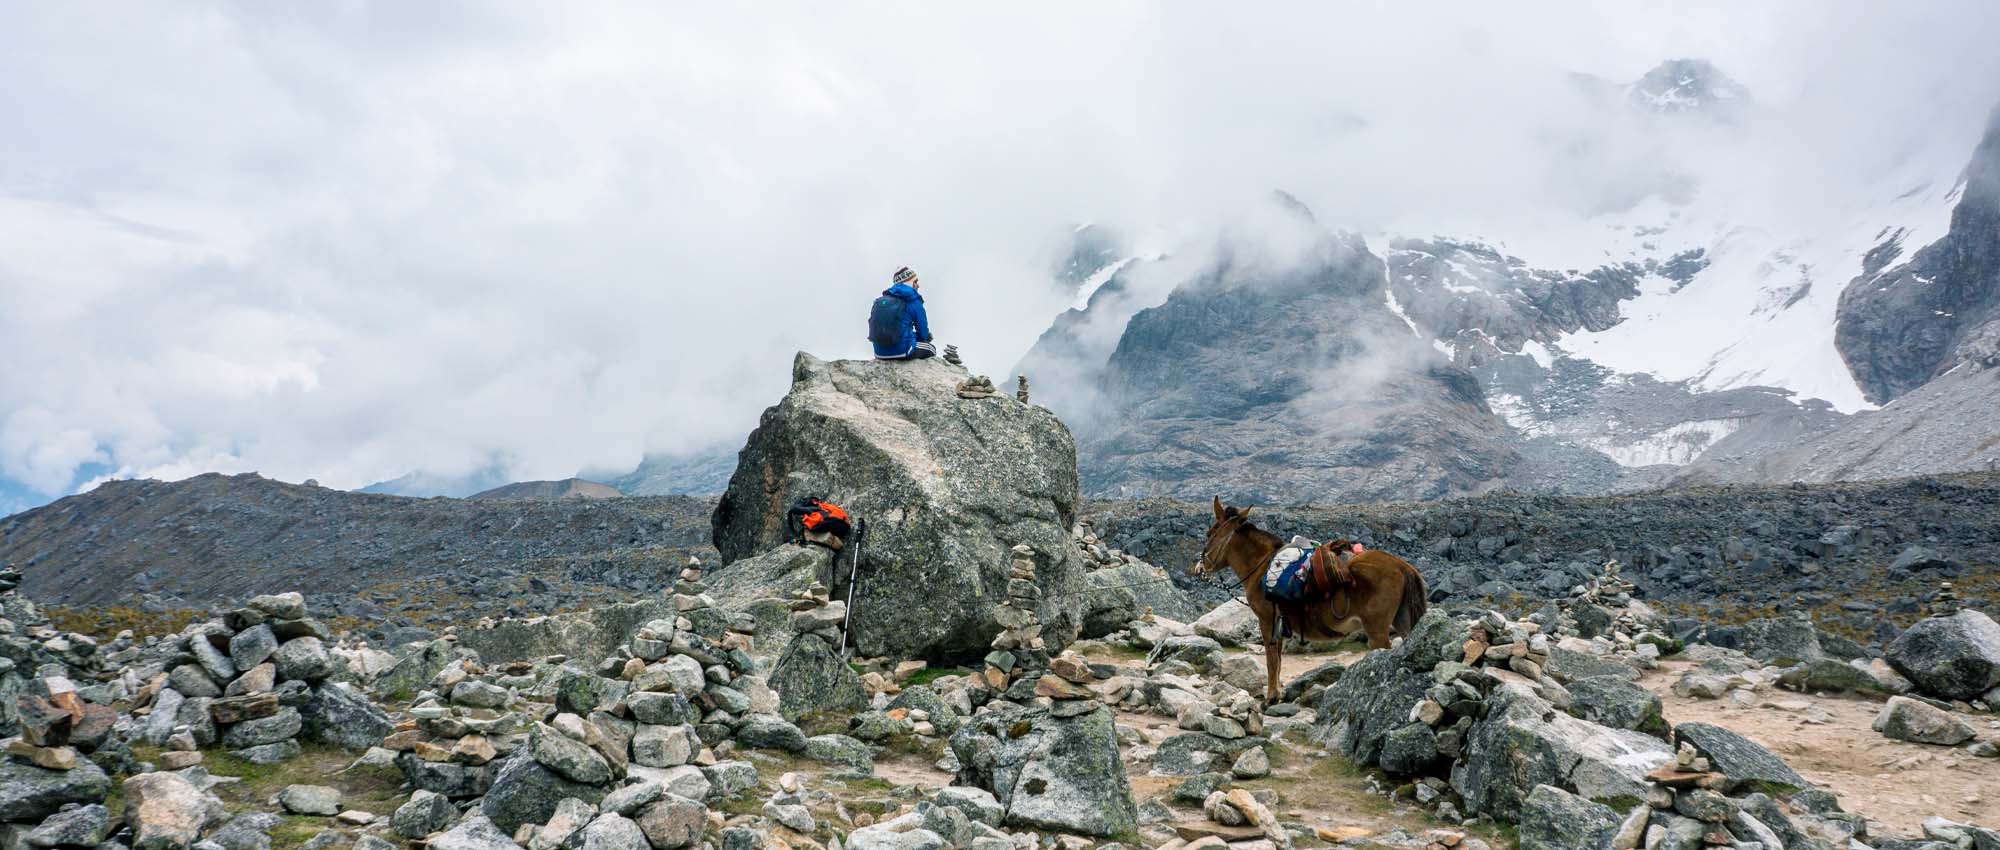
[1212,496,1225,522]
[1240,506,1254,519]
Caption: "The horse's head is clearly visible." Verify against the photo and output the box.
[1193,496,1254,577]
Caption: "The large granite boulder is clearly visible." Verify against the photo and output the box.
[948,703,1136,837]
[768,635,866,721]
[1314,611,1466,766]
[1885,609,2000,701]
[1452,685,1673,821]
[1566,675,1668,737]
[710,354,1091,661]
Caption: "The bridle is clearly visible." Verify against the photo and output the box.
[1196,514,1251,577]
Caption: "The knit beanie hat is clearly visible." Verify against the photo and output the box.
[893,267,917,285]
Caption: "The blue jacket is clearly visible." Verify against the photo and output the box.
[869,283,932,357]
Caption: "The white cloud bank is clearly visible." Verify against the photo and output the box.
[2,2,1998,508]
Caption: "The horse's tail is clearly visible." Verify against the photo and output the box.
[1393,564,1428,636]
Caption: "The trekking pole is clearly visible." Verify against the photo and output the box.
[839,517,864,660]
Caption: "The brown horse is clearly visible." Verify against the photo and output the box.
[1194,497,1428,703]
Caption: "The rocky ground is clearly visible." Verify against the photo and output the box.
[5,548,1998,850]
[1081,472,2000,648]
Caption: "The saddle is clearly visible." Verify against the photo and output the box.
[1305,539,1362,597]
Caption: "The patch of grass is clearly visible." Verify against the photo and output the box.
[44,605,205,640]
[902,666,970,688]
[270,817,331,850]
[196,743,408,839]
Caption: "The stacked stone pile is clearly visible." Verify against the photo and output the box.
[981,545,1049,691]
[140,592,385,765]
[1072,522,1144,571]
[767,582,865,721]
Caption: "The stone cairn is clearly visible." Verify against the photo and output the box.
[149,592,354,766]
[942,344,962,366]
[1934,581,1961,617]
[955,375,999,399]
[983,545,1049,690]
[381,590,773,843]
[1015,375,1030,403]
[786,582,846,649]
[1073,521,1145,571]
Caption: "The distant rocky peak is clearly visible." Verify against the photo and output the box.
[1628,58,1749,116]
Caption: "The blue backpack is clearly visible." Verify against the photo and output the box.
[867,296,906,349]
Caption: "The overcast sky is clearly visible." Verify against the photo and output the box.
[4,3,1999,513]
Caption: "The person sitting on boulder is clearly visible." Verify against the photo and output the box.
[868,266,936,360]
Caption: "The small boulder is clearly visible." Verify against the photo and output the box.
[1872,695,1975,746]
[1885,610,2000,701]
[124,772,227,850]
[278,785,342,816]
[1519,785,1620,850]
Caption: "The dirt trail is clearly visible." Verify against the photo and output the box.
[1116,647,1487,846]
[1641,659,2000,836]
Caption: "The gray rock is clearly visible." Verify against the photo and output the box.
[629,765,710,803]
[451,680,510,709]
[1377,723,1438,775]
[633,794,707,850]
[189,634,238,684]
[205,812,279,850]
[25,802,111,848]
[600,782,664,818]
[219,707,301,748]
[1737,616,1824,664]
[767,635,866,722]
[248,592,308,620]
[481,750,608,835]
[427,814,522,850]
[278,784,341,816]
[1886,609,2000,701]
[1775,659,1886,695]
[301,682,392,750]
[529,722,615,784]
[700,761,758,798]
[887,686,962,735]
[763,800,815,833]
[845,825,945,850]
[932,787,1005,826]
[392,790,457,838]
[948,702,1135,837]
[564,813,648,850]
[1566,675,1668,737]
[631,724,699,768]
[710,354,1092,660]
[627,692,695,727]
[142,688,186,746]
[399,752,491,799]
[802,734,874,773]
[1150,731,1265,776]
[1873,695,1976,745]
[168,665,222,699]
[730,715,807,752]
[229,626,280,671]
[1518,785,1620,850]
[1673,722,1807,791]
[377,639,457,701]
[1451,685,1672,822]
[273,637,336,682]
[229,740,301,764]
[124,771,226,850]
[1546,645,1639,683]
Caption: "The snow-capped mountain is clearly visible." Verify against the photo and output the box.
[1016,60,2000,502]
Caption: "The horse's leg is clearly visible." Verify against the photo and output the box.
[1259,611,1282,706]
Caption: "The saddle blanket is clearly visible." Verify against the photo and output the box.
[1263,535,1319,601]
